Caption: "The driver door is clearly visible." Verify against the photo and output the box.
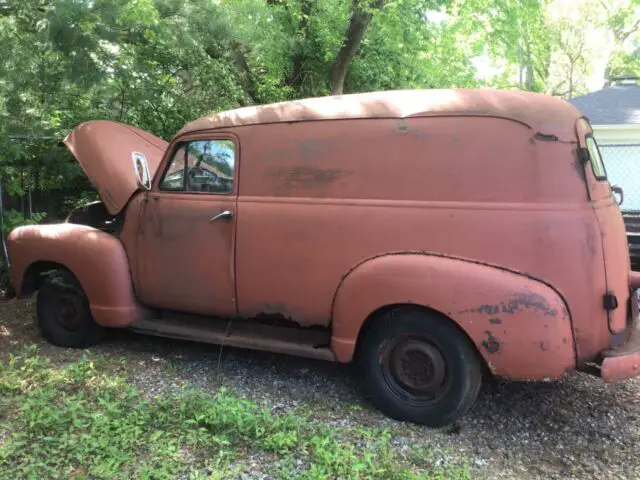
[136,135,238,317]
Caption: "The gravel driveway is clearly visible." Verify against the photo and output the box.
[2,298,640,479]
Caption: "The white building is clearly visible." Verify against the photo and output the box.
[569,77,640,211]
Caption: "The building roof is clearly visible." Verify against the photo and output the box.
[569,81,640,125]
[177,89,581,141]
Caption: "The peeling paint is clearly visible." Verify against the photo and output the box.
[461,292,559,318]
[482,330,501,354]
[268,166,352,194]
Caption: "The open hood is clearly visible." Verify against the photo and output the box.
[63,120,169,215]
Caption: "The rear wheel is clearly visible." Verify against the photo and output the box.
[357,307,482,427]
[36,271,105,348]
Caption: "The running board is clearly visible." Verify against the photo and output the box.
[129,314,335,362]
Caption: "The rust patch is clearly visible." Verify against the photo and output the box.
[475,305,500,315]
[254,312,294,323]
[482,330,501,354]
[395,119,409,133]
[268,166,351,193]
[462,292,558,318]
[489,317,502,324]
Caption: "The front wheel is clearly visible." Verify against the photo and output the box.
[36,270,105,348]
[357,307,482,427]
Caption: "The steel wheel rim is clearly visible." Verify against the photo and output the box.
[53,293,83,331]
[380,335,451,405]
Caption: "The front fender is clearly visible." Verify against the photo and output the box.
[8,223,146,327]
[331,253,576,380]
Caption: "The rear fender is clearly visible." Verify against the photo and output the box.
[7,224,147,327]
[331,253,575,380]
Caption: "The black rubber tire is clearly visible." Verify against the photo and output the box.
[357,307,482,427]
[36,271,105,348]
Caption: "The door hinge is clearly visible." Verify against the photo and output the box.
[604,292,619,311]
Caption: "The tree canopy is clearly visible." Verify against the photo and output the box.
[0,0,638,225]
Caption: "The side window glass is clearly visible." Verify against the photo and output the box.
[186,140,235,194]
[586,136,607,181]
[159,139,235,194]
[159,145,187,191]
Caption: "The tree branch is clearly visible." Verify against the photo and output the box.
[286,0,314,90]
[330,0,383,95]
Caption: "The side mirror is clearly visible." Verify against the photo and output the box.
[612,185,624,206]
[132,152,151,191]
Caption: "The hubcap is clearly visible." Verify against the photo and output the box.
[382,336,448,402]
[55,295,82,331]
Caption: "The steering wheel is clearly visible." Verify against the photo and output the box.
[186,166,202,190]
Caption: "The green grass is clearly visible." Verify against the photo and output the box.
[0,346,470,479]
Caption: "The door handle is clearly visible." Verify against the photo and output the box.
[209,210,234,223]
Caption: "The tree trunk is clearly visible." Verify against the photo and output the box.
[522,39,534,91]
[330,1,381,95]
[231,42,257,105]
[525,64,534,91]
[568,60,574,99]
[287,0,314,90]
[205,42,257,105]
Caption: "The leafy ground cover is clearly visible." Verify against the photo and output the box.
[0,346,469,480]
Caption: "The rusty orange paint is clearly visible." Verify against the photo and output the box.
[7,88,640,386]
[7,224,148,326]
[64,121,167,214]
[331,253,575,380]
[601,353,640,382]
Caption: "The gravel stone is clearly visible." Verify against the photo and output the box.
[2,298,640,479]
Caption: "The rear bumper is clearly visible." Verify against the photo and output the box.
[600,285,640,382]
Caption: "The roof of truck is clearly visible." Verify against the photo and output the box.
[177,89,581,141]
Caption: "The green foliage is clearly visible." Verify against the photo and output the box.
[0,0,639,229]
[0,349,470,479]
[609,49,640,78]
[1,210,46,234]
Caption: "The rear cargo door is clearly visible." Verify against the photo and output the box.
[577,118,630,333]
